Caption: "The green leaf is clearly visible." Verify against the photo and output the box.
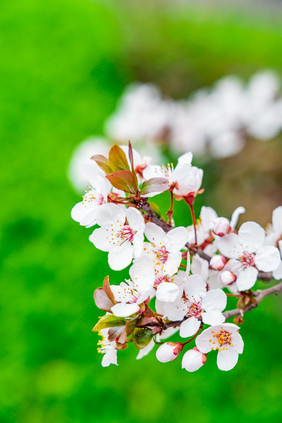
[132,327,153,349]
[91,154,113,174]
[92,314,126,332]
[106,170,139,194]
[148,202,162,219]
[108,145,130,172]
[140,177,169,195]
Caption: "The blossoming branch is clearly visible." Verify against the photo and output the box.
[71,142,282,371]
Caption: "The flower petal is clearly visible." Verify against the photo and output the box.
[232,332,244,354]
[202,289,227,312]
[217,348,238,371]
[272,206,282,234]
[182,348,206,372]
[126,207,145,231]
[255,246,280,272]
[165,227,188,252]
[156,282,179,303]
[180,317,201,338]
[145,222,165,246]
[184,275,207,302]
[236,266,258,291]
[238,221,265,252]
[96,203,125,228]
[195,328,213,353]
[111,302,139,317]
[217,233,244,259]
[137,339,155,360]
[108,243,133,270]
[89,228,113,251]
[202,310,225,326]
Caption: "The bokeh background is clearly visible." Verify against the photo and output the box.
[1,1,282,422]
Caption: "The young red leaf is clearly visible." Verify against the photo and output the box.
[91,154,113,174]
[140,177,170,195]
[108,145,130,172]
[106,170,139,194]
[94,288,114,312]
[103,276,116,305]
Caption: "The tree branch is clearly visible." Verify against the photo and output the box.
[223,282,282,319]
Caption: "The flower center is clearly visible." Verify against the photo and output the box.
[216,329,232,346]
[187,302,203,318]
[82,189,104,206]
[154,275,172,287]
[240,252,255,268]
[156,246,169,264]
[118,225,134,243]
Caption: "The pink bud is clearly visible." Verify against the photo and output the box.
[210,255,227,271]
[213,217,231,237]
[156,342,183,363]
[220,270,237,285]
[182,347,207,372]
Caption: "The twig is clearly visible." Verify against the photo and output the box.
[223,282,282,319]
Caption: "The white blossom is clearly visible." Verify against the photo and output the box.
[89,203,145,270]
[217,221,280,291]
[196,323,244,371]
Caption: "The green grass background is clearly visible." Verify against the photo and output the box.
[1,1,282,422]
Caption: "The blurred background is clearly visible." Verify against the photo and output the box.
[1,1,282,422]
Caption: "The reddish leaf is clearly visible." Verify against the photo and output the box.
[94,288,114,312]
[108,145,130,172]
[140,177,169,195]
[106,170,139,194]
[103,276,116,305]
[91,154,112,174]
[128,141,134,172]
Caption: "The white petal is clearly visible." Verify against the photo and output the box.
[273,260,282,280]
[217,348,238,371]
[108,243,133,270]
[184,275,206,302]
[182,349,205,372]
[126,207,145,231]
[165,227,188,252]
[144,222,165,246]
[202,310,225,326]
[191,255,209,280]
[217,233,244,259]
[177,152,193,166]
[200,206,218,232]
[95,203,125,228]
[164,252,182,276]
[130,256,155,288]
[156,282,179,303]
[89,228,113,251]
[137,339,155,360]
[230,206,245,229]
[232,332,244,354]
[180,317,201,338]
[101,348,117,367]
[238,221,265,252]
[255,246,281,272]
[272,206,282,234]
[236,267,258,291]
[202,289,227,312]
[195,328,213,353]
[111,303,139,317]
[132,232,144,258]
[71,202,97,226]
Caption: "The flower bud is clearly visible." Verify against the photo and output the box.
[213,217,231,237]
[210,255,227,271]
[220,270,237,285]
[182,347,207,372]
[156,342,183,363]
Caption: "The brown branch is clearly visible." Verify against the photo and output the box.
[223,281,282,320]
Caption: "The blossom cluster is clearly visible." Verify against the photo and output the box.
[71,143,282,372]
[106,71,282,158]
